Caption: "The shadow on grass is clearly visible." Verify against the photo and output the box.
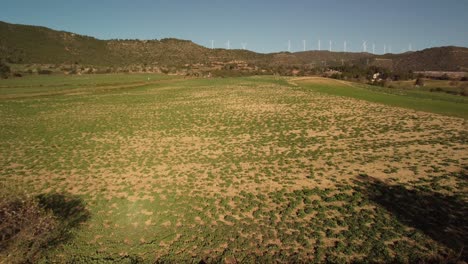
[355,174,468,261]
[37,193,90,244]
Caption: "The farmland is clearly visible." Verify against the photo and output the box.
[0,74,467,263]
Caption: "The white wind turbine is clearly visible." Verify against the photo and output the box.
[344,41,347,52]
[226,40,230,50]
[318,39,321,51]
[211,40,214,49]
[241,43,247,50]
[329,40,332,52]
[362,40,367,52]
[303,40,306,51]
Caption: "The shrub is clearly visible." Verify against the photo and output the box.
[414,78,425,87]
[0,190,58,263]
[460,86,467,96]
[0,188,89,263]
[38,69,53,75]
[438,74,450,80]
[0,61,10,78]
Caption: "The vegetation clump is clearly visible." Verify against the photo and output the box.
[415,77,425,86]
[0,187,89,263]
[0,60,10,78]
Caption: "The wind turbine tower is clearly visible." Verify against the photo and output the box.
[211,40,214,49]
[318,39,321,51]
[303,40,306,51]
[344,41,347,52]
[329,40,332,52]
[362,41,367,52]
[241,43,247,50]
[226,40,230,50]
[384,44,386,54]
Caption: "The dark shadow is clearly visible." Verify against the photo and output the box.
[37,193,90,244]
[354,174,468,261]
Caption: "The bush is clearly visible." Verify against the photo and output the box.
[330,73,342,80]
[438,74,450,80]
[37,69,53,75]
[0,61,10,78]
[0,191,58,263]
[460,86,467,96]
[414,78,425,87]
[374,79,388,87]
[0,188,89,263]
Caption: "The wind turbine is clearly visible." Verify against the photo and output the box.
[318,39,321,51]
[288,40,291,52]
[384,44,386,54]
[241,43,247,50]
[226,40,230,50]
[211,40,214,49]
[344,41,347,52]
[303,40,306,51]
[329,40,332,52]
[362,40,367,52]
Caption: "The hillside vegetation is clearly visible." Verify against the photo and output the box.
[1,21,467,73]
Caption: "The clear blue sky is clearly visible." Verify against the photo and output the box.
[1,0,467,54]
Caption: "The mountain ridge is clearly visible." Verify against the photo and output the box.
[1,20,467,72]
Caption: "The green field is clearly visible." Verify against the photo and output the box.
[0,74,177,98]
[1,74,467,263]
[391,79,467,95]
[294,77,468,119]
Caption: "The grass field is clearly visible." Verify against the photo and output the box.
[0,74,177,98]
[0,74,467,263]
[385,79,468,100]
[293,77,468,119]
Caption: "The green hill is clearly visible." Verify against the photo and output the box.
[0,21,268,67]
[378,47,468,71]
[1,20,467,72]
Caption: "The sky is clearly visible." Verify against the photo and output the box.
[1,0,467,54]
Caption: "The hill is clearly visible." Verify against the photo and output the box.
[378,47,468,72]
[1,21,467,73]
[0,21,269,67]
